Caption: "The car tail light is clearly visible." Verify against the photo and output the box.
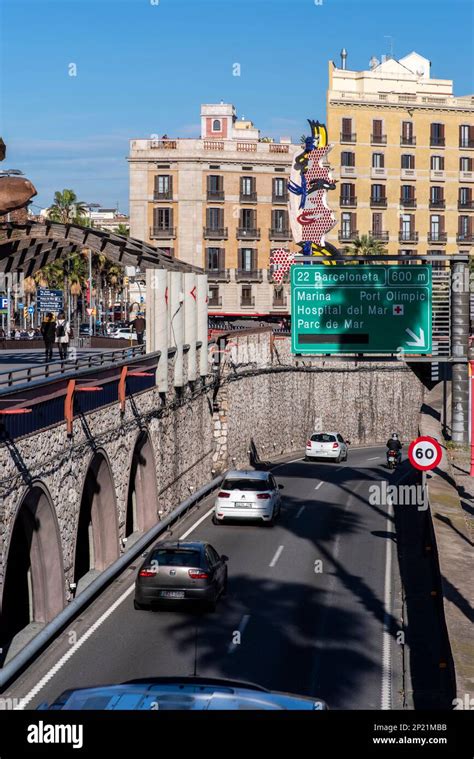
[332,442,339,449]
[188,569,209,579]
[257,493,271,499]
[218,491,230,498]
[139,569,155,577]
[306,440,312,446]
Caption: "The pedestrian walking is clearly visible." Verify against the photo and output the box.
[55,311,71,361]
[40,312,56,362]
[132,313,146,345]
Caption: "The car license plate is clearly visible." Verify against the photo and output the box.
[235,502,252,508]
[160,590,185,599]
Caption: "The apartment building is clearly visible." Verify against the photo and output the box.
[128,104,299,318]
[325,51,474,257]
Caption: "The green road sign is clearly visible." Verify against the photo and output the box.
[291,265,432,355]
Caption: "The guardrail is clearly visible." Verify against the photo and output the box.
[0,345,146,392]
[0,474,224,691]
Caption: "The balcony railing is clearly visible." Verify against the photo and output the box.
[400,197,417,208]
[237,227,260,240]
[203,226,228,239]
[340,195,357,207]
[241,296,256,308]
[153,190,173,200]
[401,168,416,180]
[430,136,445,147]
[459,139,474,149]
[427,232,447,243]
[203,140,224,150]
[371,134,387,145]
[458,200,474,210]
[149,140,177,149]
[272,295,288,308]
[208,296,222,307]
[429,199,445,209]
[338,229,358,242]
[269,144,289,153]
[340,165,357,178]
[272,192,289,204]
[236,269,263,282]
[398,231,419,243]
[371,167,387,180]
[371,230,389,242]
[456,233,474,244]
[430,170,445,181]
[150,226,176,238]
[400,136,416,146]
[206,268,230,282]
[237,142,257,152]
[240,191,257,203]
[269,228,292,240]
[460,171,474,182]
[370,197,387,208]
[340,132,356,143]
[207,189,225,201]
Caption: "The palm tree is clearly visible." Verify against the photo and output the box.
[345,234,387,262]
[114,223,129,237]
[47,189,88,225]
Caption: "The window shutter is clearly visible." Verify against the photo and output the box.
[342,118,352,133]
[153,208,159,227]
[440,216,445,233]
[373,119,382,136]
[217,208,224,227]
[251,249,257,270]
[218,249,225,270]
[440,124,445,139]
[251,209,256,228]
[169,208,173,228]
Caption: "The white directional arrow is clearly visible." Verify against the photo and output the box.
[405,326,425,348]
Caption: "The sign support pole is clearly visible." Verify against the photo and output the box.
[451,260,469,444]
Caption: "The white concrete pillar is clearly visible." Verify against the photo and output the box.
[146,268,169,392]
[169,270,184,387]
[184,272,197,382]
[196,274,208,377]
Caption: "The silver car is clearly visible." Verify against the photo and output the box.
[213,470,282,526]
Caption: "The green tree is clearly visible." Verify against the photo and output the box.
[345,234,388,260]
[114,223,129,237]
[47,189,88,225]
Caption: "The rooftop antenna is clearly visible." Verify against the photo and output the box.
[340,48,347,70]
[384,36,394,60]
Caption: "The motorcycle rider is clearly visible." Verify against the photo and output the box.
[386,432,402,465]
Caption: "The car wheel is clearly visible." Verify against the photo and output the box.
[211,514,220,525]
[221,573,228,596]
[336,453,342,463]
[304,455,309,461]
[134,600,148,611]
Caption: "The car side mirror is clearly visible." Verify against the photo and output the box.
[278,483,284,489]
[141,551,148,558]
[346,440,351,445]
[221,554,229,562]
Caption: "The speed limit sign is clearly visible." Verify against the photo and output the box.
[408,436,442,471]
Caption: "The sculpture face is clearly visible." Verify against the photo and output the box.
[0,177,37,215]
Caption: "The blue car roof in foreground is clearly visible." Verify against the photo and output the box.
[38,677,327,711]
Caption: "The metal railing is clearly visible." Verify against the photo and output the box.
[239,191,257,203]
[340,196,357,207]
[207,189,225,201]
[153,190,173,200]
[241,296,255,307]
[427,232,447,243]
[370,197,387,207]
[371,230,389,242]
[398,231,419,243]
[340,132,357,143]
[203,226,228,239]
[371,134,387,145]
[272,192,289,204]
[458,200,474,209]
[430,200,445,209]
[400,136,416,146]
[269,228,291,240]
[208,296,222,307]
[237,227,260,240]
[338,229,358,242]
[235,269,263,282]
[206,268,230,281]
[150,226,176,238]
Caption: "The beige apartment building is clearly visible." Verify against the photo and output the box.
[128,104,299,318]
[325,51,474,257]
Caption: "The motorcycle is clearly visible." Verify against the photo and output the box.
[386,449,400,470]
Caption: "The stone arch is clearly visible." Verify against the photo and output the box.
[73,450,119,587]
[0,482,64,661]
[125,431,159,538]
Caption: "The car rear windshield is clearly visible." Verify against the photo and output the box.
[311,434,336,443]
[150,550,201,567]
[222,478,271,492]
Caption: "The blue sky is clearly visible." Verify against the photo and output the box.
[1,0,473,213]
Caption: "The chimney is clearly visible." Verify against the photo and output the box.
[340,48,347,70]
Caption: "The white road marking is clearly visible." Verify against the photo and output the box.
[314,481,323,490]
[295,506,305,519]
[272,457,303,471]
[179,506,215,539]
[14,582,135,710]
[381,494,394,710]
[227,614,251,654]
[269,545,284,567]
[368,456,380,461]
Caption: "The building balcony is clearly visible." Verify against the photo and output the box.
[370,197,387,208]
[241,296,256,308]
[269,228,292,241]
[153,190,173,200]
[269,143,290,153]
[459,139,474,149]
[150,227,176,239]
[236,269,263,282]
[456,233,474,244]
[400,197,417,208]
[272,295,288,309]
[203,140,224,150]
[429,199,445,209]
[340,165,357,178]
[236,142,257,152]
[206,268,231,282]
[371,134,387,145]
[338,229,358,242]
[430,170,445,181]
[340,132,356,143]
[371,167,387,180]
[208,295,222,307]
[371,230,389,242]
[460,171,474,182]
[149,139,177,149]
[458,200,474,210]
[398,231,419,243]
[340,195,357,207]
[207,190,225,201]
[401,168,416,180]
[236,227,260,240]
[430,137,445,147]
[272,192,289,204]
[427,232,447,244]
[400,136,416,146]
[203,226,228,240]
[240,191,257,203]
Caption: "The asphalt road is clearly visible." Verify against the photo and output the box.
[5,445,411,710]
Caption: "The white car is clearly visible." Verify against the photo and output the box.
[305,432,349,462]
[213,470,282,526]
[112,328,138,341]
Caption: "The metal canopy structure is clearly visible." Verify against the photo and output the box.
[0,221,203,275]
